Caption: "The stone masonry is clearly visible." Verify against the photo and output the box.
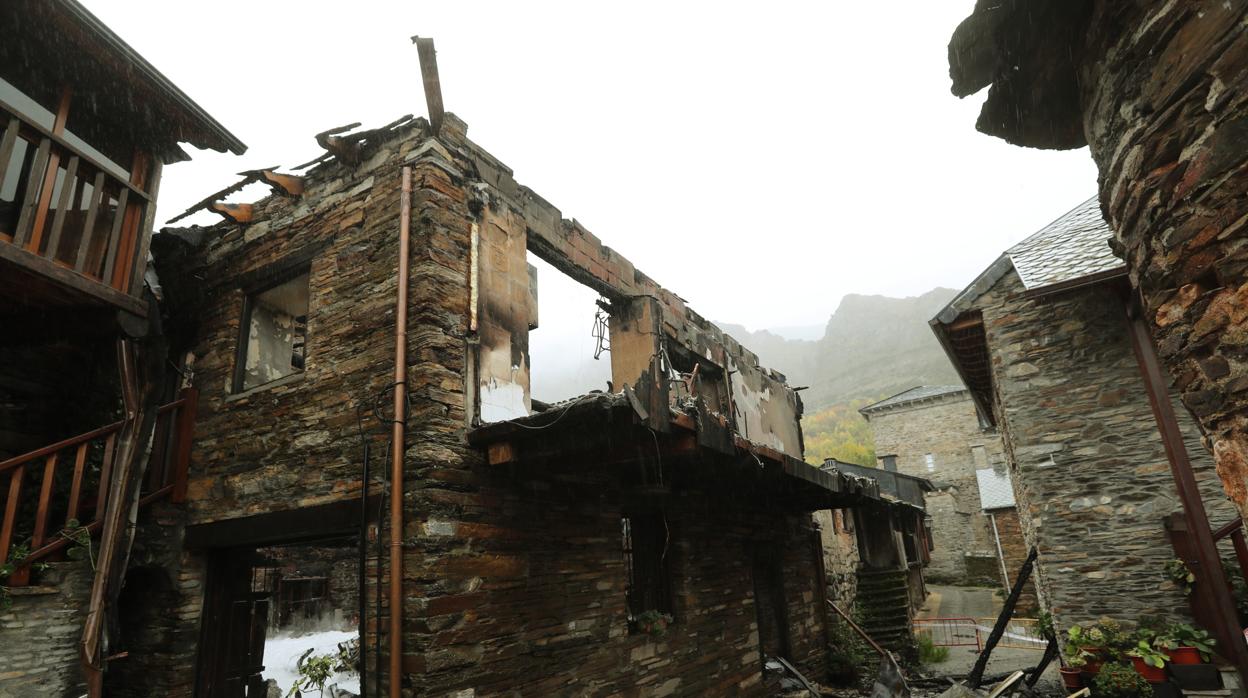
[145,111,858,696]
[969,269,1236,629]
[949,0,1248,528]
[861,388,1006,585]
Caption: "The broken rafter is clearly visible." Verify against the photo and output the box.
[412,36,445,135]
[166,167,304,225]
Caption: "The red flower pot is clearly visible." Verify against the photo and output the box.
[1133,656,1167,683]
[1060,667,1085,691]
[1082,658,1103,677]
[1167,647,1203,665]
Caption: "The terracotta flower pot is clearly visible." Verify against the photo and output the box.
[1133,656,1167,683]
[1082,658,1103,677]
[1060,667,1084,691]
[1167,647,1204,665]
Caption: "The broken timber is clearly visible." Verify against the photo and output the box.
[966,547,1039,688]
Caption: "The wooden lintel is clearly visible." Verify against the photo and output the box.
[487,442,516,465]
[949,313,984,332]
[209,202,254,224]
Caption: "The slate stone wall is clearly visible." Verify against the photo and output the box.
[156,116,835,696]
[1077,1,1248,524]
[815,508,860,610]
[864,393,1006,584]
[976,269,1236,629]
[0,560,91,697]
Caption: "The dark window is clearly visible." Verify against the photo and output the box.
[881,455,897,472]
[234,272,310,392]
[621,513,671,622]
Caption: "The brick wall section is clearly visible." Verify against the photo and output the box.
[864,393,1006,584]
[975,269,1236,629]
[155,116,836,696]
[987,508,1038,612]
[0,559,91,696]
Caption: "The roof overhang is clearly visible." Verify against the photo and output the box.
[0,0,246,161]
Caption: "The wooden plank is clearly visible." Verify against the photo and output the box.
[44,154,80,260]
[0,420,123,474]
[414,37,445,135]
[94,433,115,523]
[66,442,88,524]
[0,465,25,565]
[0,117,20,196]
[127,160,161,299]
[31,453,57,548]
[27,148,62,254]
[12,137,50,248]
[487,442,516,465]
[172,387,198,503]
[75,171,106,273]
[100,187,129,290]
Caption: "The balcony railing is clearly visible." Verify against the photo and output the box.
[0,103,151,315]
[0,387,197,585]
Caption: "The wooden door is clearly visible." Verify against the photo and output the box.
[752,546,791,662]
[197,551,272,697]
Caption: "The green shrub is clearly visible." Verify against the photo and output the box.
[1091,662,1153,698]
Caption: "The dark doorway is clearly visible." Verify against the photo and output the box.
[752,545,791,662]
[196,549,273,697]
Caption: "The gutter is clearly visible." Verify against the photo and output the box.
[388,167,411,698]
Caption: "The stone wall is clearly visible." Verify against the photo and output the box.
[815,508,860,610]
[864,392,1005,584]
[0,559,91,697]
[975,269,1237,629]
[988,508,1038,613]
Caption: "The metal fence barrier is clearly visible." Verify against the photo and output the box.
[914,617,1047,650]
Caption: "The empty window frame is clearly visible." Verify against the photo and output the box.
[234,272,310,392]
[880,454,898,472]
[621,512,672,624]
[925,453,936,472]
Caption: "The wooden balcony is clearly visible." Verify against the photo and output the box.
[0,102,151,317]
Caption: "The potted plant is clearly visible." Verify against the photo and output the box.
[1127,638,1169,683]
[1066,624,1105,676]
[634,610,673,638]
[1165,559,1196,595]
[1060,654,1087,692]
[1158,623,1215,664]
[1092,661,1155,698]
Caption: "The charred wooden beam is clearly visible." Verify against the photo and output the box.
[209,202,253,224]
[412,36,445,135]
[315,121,363,166]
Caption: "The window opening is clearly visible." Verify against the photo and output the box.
[621,512,672,625]
[881,454,898,472]
[525,252,612,406]
[236,272,310,392]
[925,453,936,472]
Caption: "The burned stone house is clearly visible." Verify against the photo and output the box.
[931,197,1245,673]
[0,37,940,695]
[0,1,244,695]
[859,385,1019,588]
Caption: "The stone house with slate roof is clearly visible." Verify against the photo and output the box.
[931,197,1239,637]
[859,386,1014,588]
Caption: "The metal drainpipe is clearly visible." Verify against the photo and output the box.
[989,512,1011,589]
[389,166,412,698]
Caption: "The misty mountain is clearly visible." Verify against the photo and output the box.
[717,288,963,410]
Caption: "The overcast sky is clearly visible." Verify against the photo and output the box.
[89,0,1098,333]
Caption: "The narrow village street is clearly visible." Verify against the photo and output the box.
[918,585,1058,688]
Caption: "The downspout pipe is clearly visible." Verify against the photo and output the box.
[389,166,411,698]
[989,512,1011,589]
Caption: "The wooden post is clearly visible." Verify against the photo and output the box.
[1125,300,1248,687]
[172,386,198,503]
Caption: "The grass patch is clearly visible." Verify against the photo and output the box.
[917,633,949,664]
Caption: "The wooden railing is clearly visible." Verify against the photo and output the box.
[1213,517,1248,587]
[0,387,197,585]
[0,104,150,306]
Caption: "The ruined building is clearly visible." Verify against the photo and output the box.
[0,0,244,694]
[931,198,1244,676]
[948,0,1248,615]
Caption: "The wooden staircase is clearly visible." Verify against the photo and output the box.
[0,387,197,586]
[855,568,917,653]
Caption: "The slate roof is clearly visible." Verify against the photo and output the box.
[1006,197,1123,292]
[860,385,967,414]
[976,468,1016,510]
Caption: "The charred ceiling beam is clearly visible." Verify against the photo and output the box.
[208,202,253,224]
[167,167,303,225]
